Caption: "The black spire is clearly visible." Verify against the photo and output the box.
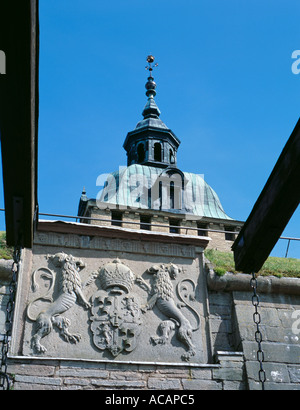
[142,55,160,118]
[123,55,180,168]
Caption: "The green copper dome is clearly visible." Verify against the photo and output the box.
[97,164,233,220]
[80,57,234,224]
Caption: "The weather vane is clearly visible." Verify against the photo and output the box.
[145,55,158,76]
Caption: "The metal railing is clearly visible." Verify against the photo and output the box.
[280,236,300,258]
[39,212,299,258]
[38,211,239,235]
[0,208,298,258]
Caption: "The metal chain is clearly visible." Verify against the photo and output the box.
[0,246,21,390]
[250,272,266,390]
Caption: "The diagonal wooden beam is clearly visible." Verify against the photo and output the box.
[232,118,300,273]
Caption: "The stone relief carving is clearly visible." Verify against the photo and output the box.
[142,263,200,361]
[90,259,146,357]
[34,232,196,258]
[27,252,93,353]
[26,253,201,362]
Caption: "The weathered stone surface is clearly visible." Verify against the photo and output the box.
[2,222,300,391]
[91,379,146,388]
[8,363,56,377]
[148,377,182,390]
[248,379,300,391]
[57,368,109,378]
[181,378,222,390]
[243,341,300,364]
[212,366,244,382]
[190,368,213,379]
[223,380,247,390]
[287,365,300,383]
[14,382,61,390]
[246,361,289,383]
[13,235,206,366]
[63,378,90,386]
[14,374,62,386]
[0,260,13,281]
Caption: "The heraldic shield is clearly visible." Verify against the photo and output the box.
[90,259,142,357]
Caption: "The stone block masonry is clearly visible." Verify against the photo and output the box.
[3,266,300,390]
[2,221,300,390]
[233,291,300,390]
[7,359,239,390]
[0,283,9,335]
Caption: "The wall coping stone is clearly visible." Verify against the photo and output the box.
[8,355,221,369]
[207,266,300,296]
[0,259,13,281]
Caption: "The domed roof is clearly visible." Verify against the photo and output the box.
[134,98,169,131]
[91,57,233,222]
[97,164,233,220]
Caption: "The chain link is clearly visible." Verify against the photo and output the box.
[0,246,21,390]
[250,272,266,390]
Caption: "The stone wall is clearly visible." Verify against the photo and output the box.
[0,281,9,336]
[206,231,235,252]
[7,360,218,390]
[1,223,300,390]
[234,291,300,390]
[7,353,248,390]
[0,259,13,336]
[88,206,242,252]
[207,267,300,390]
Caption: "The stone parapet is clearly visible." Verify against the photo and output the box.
[207,268,300,296]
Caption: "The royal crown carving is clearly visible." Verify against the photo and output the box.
[97,258,136,293]
[90,259,143,357]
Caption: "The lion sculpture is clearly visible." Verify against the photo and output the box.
[27,252,92,353]
[142,263,198,361]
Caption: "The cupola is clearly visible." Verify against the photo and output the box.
[123,55,181,169]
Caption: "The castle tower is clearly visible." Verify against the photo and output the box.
[77,56,243,250]
[123,56,180,169]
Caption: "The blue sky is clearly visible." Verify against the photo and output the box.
[1,0,299,258]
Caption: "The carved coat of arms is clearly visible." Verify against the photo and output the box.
[90,259,143,357]
[25,253,202,362]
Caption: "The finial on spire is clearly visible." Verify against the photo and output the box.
[145,55,158,99]
[145,55,158,77]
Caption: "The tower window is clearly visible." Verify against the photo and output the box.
[137,143,145,163]
[111,211,122,227]
[140,215,151,230]
[225,226,235,241]
[197,222,208,236]
[169,218,180,234]
[154,142,162,162]
[169,149,175,164]
[170,181,175,209]
[159,180,162,210]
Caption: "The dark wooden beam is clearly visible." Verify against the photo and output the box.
[232,118,300,273]
[0,0,39,247]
